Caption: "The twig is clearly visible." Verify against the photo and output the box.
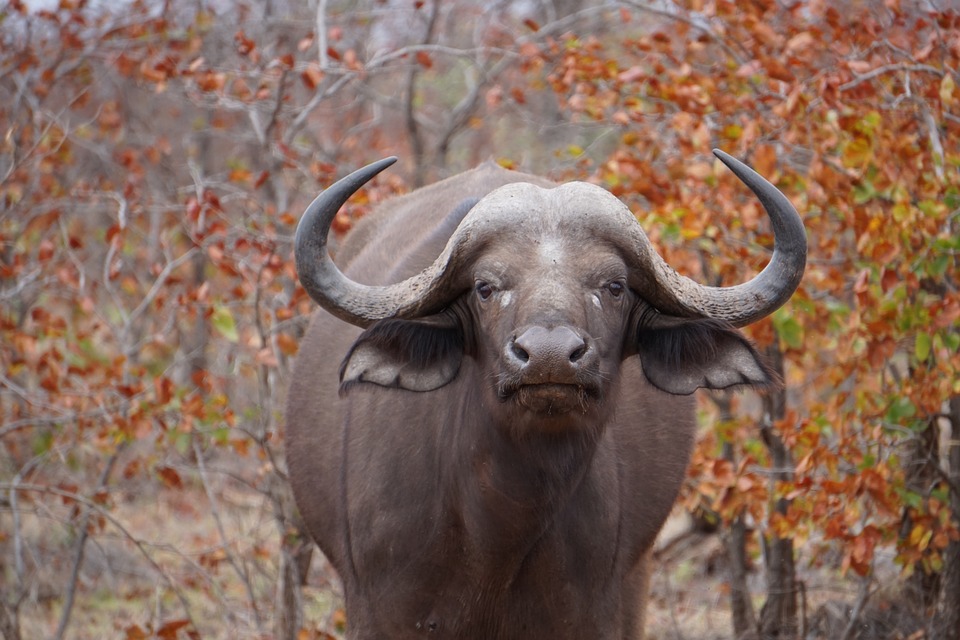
[839,576,874,640]
[839,63,944,92]
[622,0,746,65]
[193,441,265,632]
[53,450,121,640]
[404,0,440,186]
[126,247,198,327]
[921,102,946,182]
[316,0,329,70]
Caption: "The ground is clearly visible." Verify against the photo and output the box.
[12,477,918,640]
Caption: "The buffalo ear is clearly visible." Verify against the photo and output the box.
[339,315,463,394]
[634,315,778,396]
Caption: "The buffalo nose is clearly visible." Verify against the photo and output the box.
[507,326,591,380]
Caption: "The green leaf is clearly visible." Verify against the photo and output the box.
[852,179,876,203]
[914,332,931,363]
[211,305,239,342]
[773,309,804,350]
[33,429,55,456]
[945,188,960,210]
[899,489,923,510]
[945,332,960,353]
[885,397,916,423]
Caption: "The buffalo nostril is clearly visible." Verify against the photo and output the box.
[569,342,587,363]
[511,340,530,363]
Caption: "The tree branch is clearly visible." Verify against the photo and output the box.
[839,63,944,92]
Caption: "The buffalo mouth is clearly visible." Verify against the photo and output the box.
[499,382,599,415]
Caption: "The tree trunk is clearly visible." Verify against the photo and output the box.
[900,397,943,619]
[935,395,960,640]
[0,600,20,640]
[273,474,314,640]
[757,343,799,640]
[715,392,759,639]
[275,541,304,640]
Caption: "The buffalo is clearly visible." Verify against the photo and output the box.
[285,150,806,639]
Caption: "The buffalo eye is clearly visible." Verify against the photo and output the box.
[606,281,625,298]
[476,281,494,301]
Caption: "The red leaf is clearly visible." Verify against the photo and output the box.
[156,465,183,490]
[38,238,55,262]
[301,64,324,90]
[124,624,148,640]
[157,619,191,639]
[415,51,433,69]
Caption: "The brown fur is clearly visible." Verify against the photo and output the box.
[285,162,774,639]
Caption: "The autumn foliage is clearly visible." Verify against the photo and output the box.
[1,1,958,639]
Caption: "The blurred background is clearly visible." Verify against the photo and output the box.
[1,1,958,638]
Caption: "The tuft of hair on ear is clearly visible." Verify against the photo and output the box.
[352,318,463,370]
[337,316,464,396]
[636,316,727,368]
[636,315,782,393]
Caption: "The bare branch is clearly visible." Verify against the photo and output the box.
[53,451,121,640]
[193,441,265,633]
[839,577,875,640]
[623,0,746,65]
[839,63,945,92]
[316,0,330,70]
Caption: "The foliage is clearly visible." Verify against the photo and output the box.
[1,0,958,638]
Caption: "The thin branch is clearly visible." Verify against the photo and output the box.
[193,441,265,632]
[316,0,330,70]
[53,451,121,640]
[839,63,944,92]
[623,0,746,65]
[126,247,199,327]
[839,577,874,640]
[405,0,441,186]
[262,69,288,147]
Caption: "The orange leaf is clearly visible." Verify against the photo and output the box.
[415,51,433,69]
[753,144,777,177]
[301,64,324,90]
[156,465,183,490]
[124,624,148,640]
[228,168,252,184]
[277,333,299,356]
[157,619,191,640]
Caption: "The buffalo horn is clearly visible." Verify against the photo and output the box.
[294,157,472,327]
[631,149,806,327]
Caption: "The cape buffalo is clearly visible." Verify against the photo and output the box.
[285,150,806,639]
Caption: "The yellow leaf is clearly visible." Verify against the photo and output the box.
[940,74,955,107]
